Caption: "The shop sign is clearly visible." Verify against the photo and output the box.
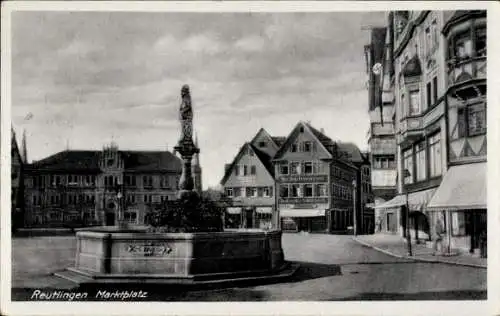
[279,197,328,204]
[278,175,328,183]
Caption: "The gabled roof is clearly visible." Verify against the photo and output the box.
[273,121,335,160]
[25,150,182,172]
[220,142,274,185]
[250,128,285,149]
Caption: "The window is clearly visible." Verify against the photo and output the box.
[304,162,313,175]
[304,184,313,197]
[432,77,438,105]
[226,188,234,197]
[428,133,441,178]
[415,141,426,181]
[426,82,432,108]
[280,164,289,175]
[234,187,242,197]
[315,184,327,197]
[279,185,289,198]
[160,175,168,188]
[143,194,153,204]
[127,194,136,204]
[143,175,153,188]
[125,175,137,187]
[258,141,266,148]
[234,165,240,176]
[373,156,395,169]
[458,104,487,138]
[263,187,271,197]
[290,162,300,175]
[476,27,486,57]
[468,104,486,136]
[243,165,248,176]
[401,93,406,117]
[247,187,258,197]
[425,26,432,54]
[291,184,300,197]
[403,148,413,184]
[409,90,420,116]
[432,20,439,47]
[107,159,114,167]
[290,144,298,152]
[250,165,256,175]
[124,211,137,224]
[303,142,313,152]
[450,31,472,60]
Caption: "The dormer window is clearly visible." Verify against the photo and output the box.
[258,141,266,148]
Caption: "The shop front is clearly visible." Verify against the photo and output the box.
[373,188,436,240]
[427,162,487,256]
[279,208,327,233]
[224,206,275,230]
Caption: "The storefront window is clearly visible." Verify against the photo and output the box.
[451,212,466,236]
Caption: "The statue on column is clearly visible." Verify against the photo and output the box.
[174,84,200,199]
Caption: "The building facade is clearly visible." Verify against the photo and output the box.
[23,144,188,227]
[220,128,283,230]
[365,23,399,234]
[11,128,25,230]
[273,122,362,233]
[373,10,487,255]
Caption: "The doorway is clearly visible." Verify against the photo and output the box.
[105,212,115,226]
[245,209,254,228]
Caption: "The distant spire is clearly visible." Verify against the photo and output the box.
[21,129,28,163]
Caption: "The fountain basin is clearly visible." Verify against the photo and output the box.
[56,227,296,286]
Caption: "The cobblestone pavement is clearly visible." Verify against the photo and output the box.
[11,233,487,301]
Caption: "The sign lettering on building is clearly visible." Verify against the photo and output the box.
[279,197,328,204]
[278,175,327,183]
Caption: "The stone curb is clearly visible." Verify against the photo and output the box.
[352,237,487,269]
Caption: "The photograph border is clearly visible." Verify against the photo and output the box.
[1,1,499,315]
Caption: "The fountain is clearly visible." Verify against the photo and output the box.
[56,85,297,287]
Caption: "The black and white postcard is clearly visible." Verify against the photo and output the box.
[1,1,499,316]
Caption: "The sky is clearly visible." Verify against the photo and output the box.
[11,11,387,189]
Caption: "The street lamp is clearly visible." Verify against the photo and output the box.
[352,179,357,236]
[403,169,413,256]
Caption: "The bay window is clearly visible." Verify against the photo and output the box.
[415,141,426,181]
[403,148,413,184]
[428,133,442,177]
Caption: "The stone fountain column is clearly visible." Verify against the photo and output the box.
[174,85,200,200]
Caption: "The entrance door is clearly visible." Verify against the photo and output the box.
[245,210,254,228]
[387,212,396,233]
[105,212,115,226]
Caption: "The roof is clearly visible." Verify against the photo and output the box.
[271,137,286,147]
[220,142,275,185]
[337,142,365,164]
[26,150,182,172]
[304,123,336,154]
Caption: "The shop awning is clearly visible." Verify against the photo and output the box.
[427,162,486,210]
[373,188,436,212]
[226,207,242,214]
[279,209,325,217]
[256,207,273,214]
